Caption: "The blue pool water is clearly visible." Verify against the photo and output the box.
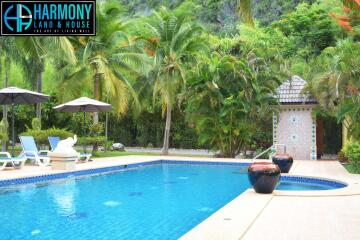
[277,181,335,191]
[0,163,343,240]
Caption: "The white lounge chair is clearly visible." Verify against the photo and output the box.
[19,136,50,167]
[0,152,27,170]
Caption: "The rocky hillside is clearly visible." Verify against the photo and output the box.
[119,0,315,34]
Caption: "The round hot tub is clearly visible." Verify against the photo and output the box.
[277,176,347,191]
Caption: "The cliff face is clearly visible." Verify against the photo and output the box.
[118,0,315,34]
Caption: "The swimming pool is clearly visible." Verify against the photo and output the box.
[0,162,346,239]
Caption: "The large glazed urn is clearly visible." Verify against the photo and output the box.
[248,162,281,194]
[272,153,293,173]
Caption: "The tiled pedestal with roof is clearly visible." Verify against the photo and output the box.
[273,76,318,160]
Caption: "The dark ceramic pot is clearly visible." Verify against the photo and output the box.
[248,162,280,194]
[272,153,293,173]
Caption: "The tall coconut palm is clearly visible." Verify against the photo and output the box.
[138,7,207,155]
[56,1,149,123]
[0,37,11,151]
[15,37,76,125]
[237,0,254,26]
[0,37,21,151]
[0,37,14,93]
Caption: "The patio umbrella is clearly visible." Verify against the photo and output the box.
[0,87,50,156]
[53,97,112,153]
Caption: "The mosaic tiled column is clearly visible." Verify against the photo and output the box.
[273,113,278,144]
[271,113,278,158]
[310,118,317,160]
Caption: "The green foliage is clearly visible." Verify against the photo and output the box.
[338,150,347,162]
[134,6,208,153]
[77,136,107,147]
[89,123,104,136]
[343,141,360,172]
[182,24,285,157]
[55,0,150,115]
[106,107,200,148]
[184,50,278,157]
[272,2,342,58]
[1,0,359,157]
[337,97,360,139]
[120,0,319,34]
[121,0,240,35]
[41,92,70,129]
[306,39,360,139]
[106,140,114,151]
[251,0,316,25]
[0,118,9,143]
[137,6,208,108]
[31,118,41,130]
[21,128,73,145]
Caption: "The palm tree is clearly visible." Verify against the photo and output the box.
[15,37,76,125]
[138,7,207,155]
[56,1,149,122]
[306,39,360,137]
[307,39,359,107]
[237,0,254,26]
[341,0,360,11]
[0,37,11,151]
[183,52,277,157]
[0,37,21,151]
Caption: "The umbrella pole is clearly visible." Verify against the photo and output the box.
[105,111,108,153]
[83,111,86,154]
[11,102,15,157]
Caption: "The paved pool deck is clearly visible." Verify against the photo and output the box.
[1,156,360,240]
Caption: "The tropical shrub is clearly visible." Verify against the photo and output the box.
[21,128,73,146]
[184,52,278,158]
[106,140,114,151]
[271,2,342,58]
[31,118,41,130]
[77,136,107,148]
[0,118,9,149]
[106,107,201,149]
[89,123,104,136]
[338,150,348,162]
[343,141,360,172]
[305,39,360,140]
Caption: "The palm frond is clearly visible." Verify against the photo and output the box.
[341,0,360,11]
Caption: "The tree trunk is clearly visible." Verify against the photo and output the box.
[36,71,42,128]
[92,72,101,152]
[2,61,9,151]
[93,72,100,124]
[161,104,172,155]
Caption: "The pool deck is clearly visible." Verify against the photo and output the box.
[1,156,360,239]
